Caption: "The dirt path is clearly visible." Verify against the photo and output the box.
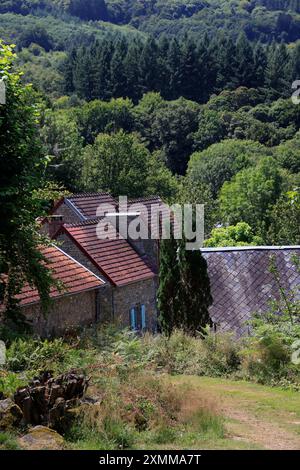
[173,376,300,450]
[222,402,300,450]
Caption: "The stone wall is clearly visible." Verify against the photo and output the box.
[54,202,83,224]
[56,233,106,279]
[113,278,158,331]
[128,238,159,273]
[56,233,158,331]
[22,290,100,337]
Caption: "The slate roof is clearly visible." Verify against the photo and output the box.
[62,221,156,287]
[62,193,175,236]
[128,196,175,235]
[65,192,118,221]
[202,246,300,335]
[16,246,105,307]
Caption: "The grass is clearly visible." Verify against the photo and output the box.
[66,373,300,450]
[1,327,300,450]
[170,376,300,449]
[0,432,20,450]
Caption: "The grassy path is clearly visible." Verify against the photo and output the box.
[169,376,300,450]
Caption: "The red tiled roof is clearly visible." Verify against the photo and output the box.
[63,221,155,287]
[16,246,104,307]
[67,193,117,220]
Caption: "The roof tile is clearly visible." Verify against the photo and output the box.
[63,221,155,286]
[16,246,104,307]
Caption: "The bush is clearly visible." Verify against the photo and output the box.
[147,329,242,377]
[241,321,300,388]
[5,336,98,375]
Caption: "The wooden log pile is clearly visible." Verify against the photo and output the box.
[14,371,89,430]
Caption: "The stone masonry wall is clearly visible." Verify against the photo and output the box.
[22,290,99,337]
[56,233,158,330]
[54,202,82,224]
[113,278,158,331]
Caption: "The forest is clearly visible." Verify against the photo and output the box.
[0,1,300,308]
[0,0,299,250]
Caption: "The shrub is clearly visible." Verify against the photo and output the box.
[5,336,98,374]
[5,338,69,372]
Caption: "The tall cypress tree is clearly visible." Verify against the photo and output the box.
[178,241,213,334]
[157,235,181,337]
[158,237,213,336]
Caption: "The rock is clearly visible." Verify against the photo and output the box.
[19,426,65,451]
[0,398,23,430]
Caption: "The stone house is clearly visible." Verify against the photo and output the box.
[42,193,160,331]
[10,245,105,337]
[39,193,300,337]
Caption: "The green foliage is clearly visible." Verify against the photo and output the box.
[267,189,300,245]
[205,222,264,247]
[4,336,96,375]
[158,237,212,336]
[0,431,20,450]
[82,131,149,197]
[41,109,84,191]
[0,41,57,324]
[220,157,282,234]
[177,242,213,333]
[75,98,134,144]
[188,139,267,198]
[134,94,199,174]
[0,371,27,397]
[157,236,180,337]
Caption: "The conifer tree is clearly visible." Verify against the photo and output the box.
[181,39,200,101]
[253,42,267,88]
[167,38,183,100]
[138,37,159,95]
[235,33,255,88]
[158,236,213,336]
[110,38,128,98]
[157,235,181,336]
[177,241,213,333]
[265,42,291,98]
[124,41,143,102]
